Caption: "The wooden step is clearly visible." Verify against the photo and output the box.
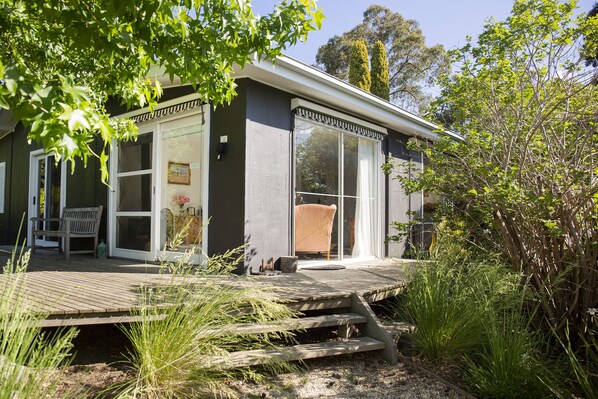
[208,337,385,369]
[204,313,367,336]
[286,295,352,311]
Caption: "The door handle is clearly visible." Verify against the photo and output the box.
[33,196,36,205]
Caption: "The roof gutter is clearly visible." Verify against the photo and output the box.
[143,57,464,143]
[234,55,463,142]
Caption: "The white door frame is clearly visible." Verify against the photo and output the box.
[27,150,67,247]
[108,106,210,262]
[108,124,156,261]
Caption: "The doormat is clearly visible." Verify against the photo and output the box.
[300,265,346,271]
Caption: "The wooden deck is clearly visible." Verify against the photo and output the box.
[0,249,412,327]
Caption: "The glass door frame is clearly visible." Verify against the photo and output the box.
[27,149,67,248]
[292,118,383,264]
[108,107,210,262]
[108,124,156,261]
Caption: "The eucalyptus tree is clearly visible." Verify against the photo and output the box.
[315,4,449,111]
[0,0,322,180]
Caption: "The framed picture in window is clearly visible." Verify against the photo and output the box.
[168,162,191,185]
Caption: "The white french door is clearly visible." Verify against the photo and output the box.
[28,150,66,247]
[108,108,209,262]
[109,126,156,261]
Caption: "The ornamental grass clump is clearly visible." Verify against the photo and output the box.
[118,244,298,399]
[464,308,555,398]
[550,317,598,399]
[0,246,78,399]
[398,230,523,361]
[397,232,558,397]
[398,259,486,361]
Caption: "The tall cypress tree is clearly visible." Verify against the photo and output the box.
[348,39,371,91]
[370,41,390,100]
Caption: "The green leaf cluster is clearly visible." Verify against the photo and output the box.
[0,0,323,181]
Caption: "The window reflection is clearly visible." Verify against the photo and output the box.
[159,119,204,253]
[119,134,153,173]
[295,122,339,195]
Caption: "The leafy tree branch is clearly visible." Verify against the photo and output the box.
[0,0,323,180]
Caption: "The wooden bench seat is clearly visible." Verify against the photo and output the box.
[31,206,103,260]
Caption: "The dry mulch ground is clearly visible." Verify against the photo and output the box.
[52,325,473,398]
[55,353,470,398]
[228,355,469,399]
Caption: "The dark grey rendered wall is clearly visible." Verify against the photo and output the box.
[65,137,109,250]
[243,80,294,273]
[385,130,423,257]
[0,130,15,244]
[0,125,108,246]
[0,127,43,245]
[208,80,248,272]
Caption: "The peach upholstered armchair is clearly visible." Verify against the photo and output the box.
[295,203,337,260]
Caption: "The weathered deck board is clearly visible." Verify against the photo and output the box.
[0,250,412,326]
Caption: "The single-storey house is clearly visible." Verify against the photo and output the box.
[0,55,454,273]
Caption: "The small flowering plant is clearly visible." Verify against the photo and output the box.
[173,195,190,208]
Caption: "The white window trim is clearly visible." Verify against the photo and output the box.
[27,150,67,247]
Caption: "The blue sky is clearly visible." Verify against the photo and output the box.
[253,0,596,64]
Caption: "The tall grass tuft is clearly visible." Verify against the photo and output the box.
[399,260,486,360]
[398,234,522,361]
[0,246,77,398]
[549,320,598,399]
[118,245,298,399]
[465,309,554,398]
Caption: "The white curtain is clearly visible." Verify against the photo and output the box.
[352,139,375,257]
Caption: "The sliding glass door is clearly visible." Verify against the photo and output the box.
[294,118,379,261]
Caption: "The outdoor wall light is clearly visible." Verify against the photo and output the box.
[217,135,228,160]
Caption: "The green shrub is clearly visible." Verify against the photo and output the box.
[1,247,78,399]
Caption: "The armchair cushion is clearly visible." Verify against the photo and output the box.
[295,204,337,254]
